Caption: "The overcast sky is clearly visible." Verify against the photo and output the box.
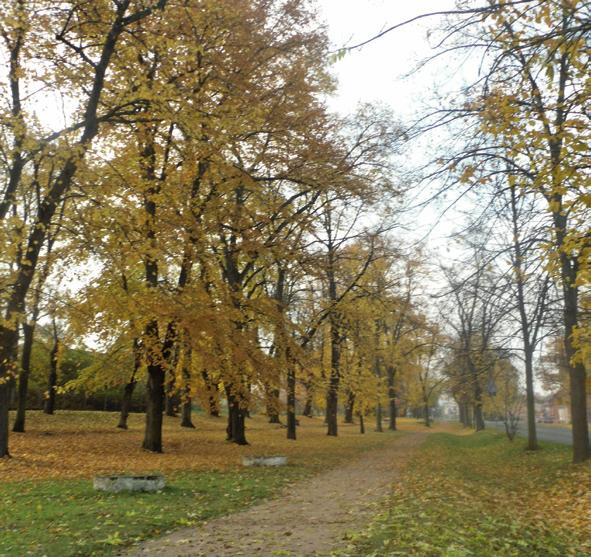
[317,0,457,116]
[316,4,551,394]
[317,1,466,259]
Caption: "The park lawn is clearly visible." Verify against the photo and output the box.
[1,411,401,481]
[344,431,591,557]
[1,468,296,557]
[0,411,402,557]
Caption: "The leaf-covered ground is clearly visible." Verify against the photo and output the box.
[0,411,412,556]
[343,431,591,557]
[122,432,424,557]
[5,414,586,557]
[1,411,399,482]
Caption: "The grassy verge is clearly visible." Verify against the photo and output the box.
[0,411,402,556]
[343,431,591,557]
[1,467,300,557]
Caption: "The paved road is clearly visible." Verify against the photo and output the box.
[486,420,576,445]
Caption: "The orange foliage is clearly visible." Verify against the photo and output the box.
[0,411,427,482]
[530,466,591,541]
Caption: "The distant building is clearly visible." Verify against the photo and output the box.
[438,394,459,419]
[533,393,591,424]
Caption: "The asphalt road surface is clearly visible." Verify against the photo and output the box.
[486,420,576,445]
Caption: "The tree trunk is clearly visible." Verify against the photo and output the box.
[470,361,485,431]
[142,322,166,451]
[140,123,166,450]
[245,384,252,419]
[13,322,35,432]
[302,382,313,417]
[387,365,397,431]
[12,257,47,433]
[509,186,539,451]
[562,266,589,462]
[180,398,195,428]
[326,317,341,437]
[164,339,179,416]
[424,402,431,427]
[344,390,355,424]
[325,247,340,437]
[142,361,166,452]
[180,342,195,429]
[458,401,466,426]
[473,401,485,431]
[524,351,538,450]
[117,338,141,430]
[226,391,248,445]
[270,266,285,426]
[267,388,281,424]
[117,378,137,429]
[286,364,296,440]
[566,338,589,463]
[375,403,383,432]
[466,404,474,427]
[374,344,383,432]
[326,386,338,436]
[359,412,365,434]
[465,403,473,428]
[0,374,12,457]
[43,337,59,415]
[202,370,220,416]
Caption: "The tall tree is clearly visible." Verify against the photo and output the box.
[0,0,168,458]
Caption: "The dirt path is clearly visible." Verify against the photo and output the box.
[121,432,426,557]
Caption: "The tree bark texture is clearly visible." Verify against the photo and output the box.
[117,378,137,430]
[375,402,383,432]
[286,364,296,440]
[387,365,397,431]
[326,314,341,437]
[142,358,166,452]
[12,322,34,432]
[226,391,248,445]
[344,390,355,424]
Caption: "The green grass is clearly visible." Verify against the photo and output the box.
[342,432,591,557]
[1,410,401,557]
[0,467,302,557]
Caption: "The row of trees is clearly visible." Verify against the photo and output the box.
[403,0,590,462]
[0,0,443,457]
[3,0,587,464]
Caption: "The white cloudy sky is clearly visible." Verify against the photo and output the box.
[316,5,549,394]
[317,0,457,116]
[317,0,467,260]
